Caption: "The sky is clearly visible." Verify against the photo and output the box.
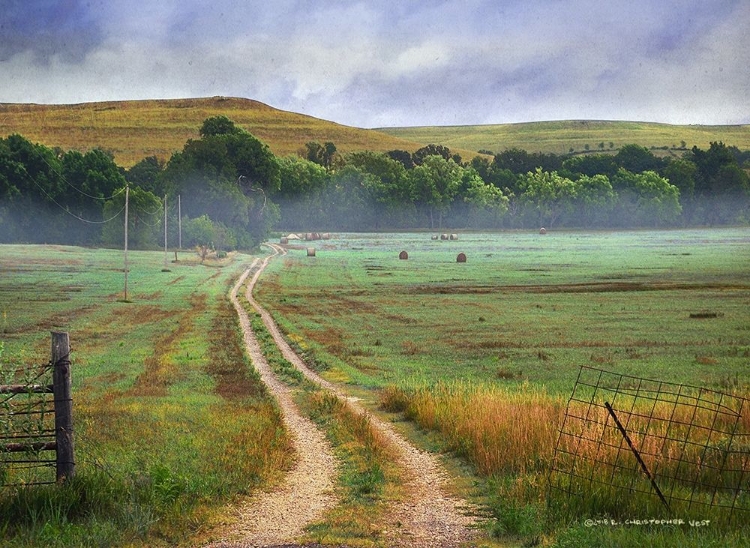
[1,0,749,128]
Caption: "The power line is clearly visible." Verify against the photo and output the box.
[40,154,126,202]
[22,166,126,224]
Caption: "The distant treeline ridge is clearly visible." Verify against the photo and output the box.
[1,116,748,249]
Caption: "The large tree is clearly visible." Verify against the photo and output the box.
[410,155,462,228]
[160,118,280,247]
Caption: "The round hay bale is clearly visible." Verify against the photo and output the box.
[441,233,449,240]
[287,233,300,240]
[399,250,409,260]
[431,235,438,240]
[539,227,547,235]
[280,237,289,244]
[322,233,331,240]
[305,232,314,241]
[450,233,458,240]
[456,252,467,263]
[313,232,322,240]
[307,247,316,257]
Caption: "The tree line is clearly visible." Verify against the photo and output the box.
[1,116,748,250]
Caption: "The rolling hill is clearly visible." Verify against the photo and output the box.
[1,97,748,169]
[0,96,432,168]
[378,120,750,157]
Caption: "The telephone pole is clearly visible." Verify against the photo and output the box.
[164,194,168,269]
[124,185,129,301]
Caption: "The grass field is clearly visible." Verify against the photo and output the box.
[1,230,748,546]
[0,246,293,546]
[256,228,750,547]
[379,120,750,156]
[258,229,750,393]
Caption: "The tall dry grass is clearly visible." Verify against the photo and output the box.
[381,381,750,524]
[381,381,565,476]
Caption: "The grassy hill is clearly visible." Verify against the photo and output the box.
[2,97,748,168]
[379,120,750,157]
[0,97,431,168]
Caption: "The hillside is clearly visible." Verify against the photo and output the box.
[379,120,750,157]
[2,98,749,169]
[0,97,432,168]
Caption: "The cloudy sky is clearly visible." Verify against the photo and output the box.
[1,0,749,128]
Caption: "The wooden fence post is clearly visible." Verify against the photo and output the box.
[52,332,75,483]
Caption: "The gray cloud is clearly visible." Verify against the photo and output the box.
[1,0,748,127]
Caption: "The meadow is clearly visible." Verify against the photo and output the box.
[0,246,292,546]
[0,229,748,547]
[256,228,750,547]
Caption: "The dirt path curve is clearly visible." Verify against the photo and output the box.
[205,258,340,548]
[244,245,481,547]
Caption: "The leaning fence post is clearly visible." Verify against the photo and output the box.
[52,331,75,483]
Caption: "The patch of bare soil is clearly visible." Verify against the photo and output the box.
[233,245,481,548]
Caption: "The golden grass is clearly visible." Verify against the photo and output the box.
[381,381,565,476]
[0,97,434,168]
[381,381,750,486]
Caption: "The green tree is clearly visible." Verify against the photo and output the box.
[101,186,162,248]
[199,115,242,137]
[410,155,462,228]
[612,169,681,226]
[454,167,509,228]
[127,156,165,194]
[275,156,330,229]
[518,168,577,227]
[346,151,414,228]
[413,144,452,166]
[614,144,663,173]
[160,119,280,245]
[573,174,616,227]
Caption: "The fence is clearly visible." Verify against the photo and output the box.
[0,332,74,486]
[548,365,749,523]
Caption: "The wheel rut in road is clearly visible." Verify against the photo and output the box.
[208,248,480,547]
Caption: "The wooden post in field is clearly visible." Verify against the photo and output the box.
[124,184,129,301]
[164,194,168,269]
[52,332,75,483]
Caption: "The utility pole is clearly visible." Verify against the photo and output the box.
[178,194,182,249]
[124,185,129,301]
[164,194,168,269]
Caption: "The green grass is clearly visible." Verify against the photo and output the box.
[0,245,293,546]
[255,228,750,547]
[379,120,750,156]
[245,294,398,547]
[257,229,750,394]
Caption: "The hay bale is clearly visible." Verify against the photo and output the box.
[287,233,300,240]
[312,232,322,240]
[539,227,547,234]
[441,233,449,240]
[431,235,438,240]
[450,233,458,240]
[280,237,289,244]
[322,233,331,240]
[399,250,409,260]
[307,247,316,257]
[456,252,467,263]
[305,232,314,241]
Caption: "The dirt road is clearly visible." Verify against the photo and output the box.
[206,248,480,547]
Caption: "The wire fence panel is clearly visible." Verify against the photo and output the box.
[549,366,749,523]
[0,360,57,487]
